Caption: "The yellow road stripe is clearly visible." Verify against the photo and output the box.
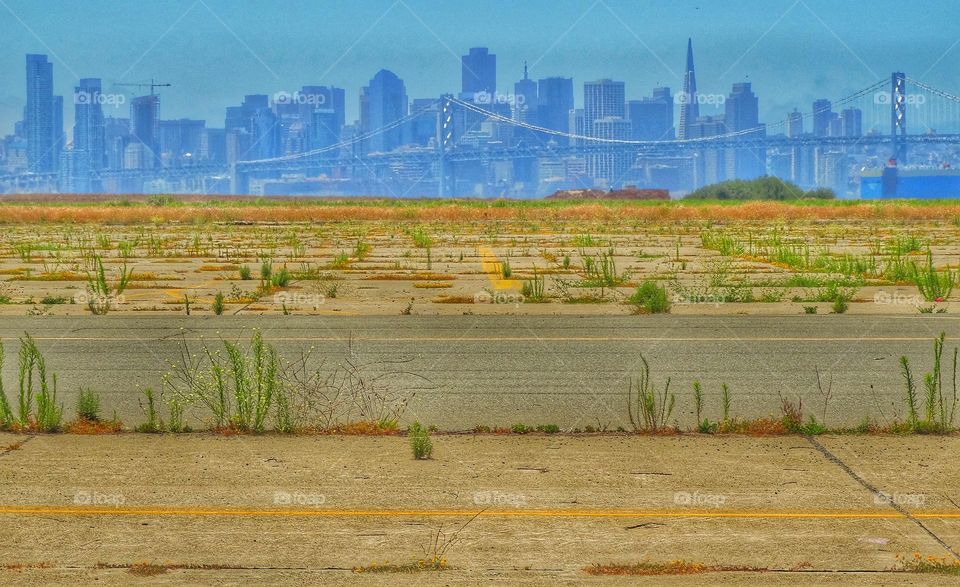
[478,246,520,291]
[0,506,958,520]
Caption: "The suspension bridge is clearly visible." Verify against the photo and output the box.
[4,73,960,196]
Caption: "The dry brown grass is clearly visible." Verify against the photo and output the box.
[2,199,960,225]
[63,419,124,435]
[585,561,763,576]
[365,272,455,281]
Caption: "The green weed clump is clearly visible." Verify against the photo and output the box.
[76,388,101,422]
[628,281,671,314]
[12,334,63,432]
[627,355,675,432]
[899,332,957,433]
[910,251,955,302]
[409,422,433,460]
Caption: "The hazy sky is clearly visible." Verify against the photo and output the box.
[1,0,958,136]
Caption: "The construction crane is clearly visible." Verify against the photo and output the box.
[114,79,172,97]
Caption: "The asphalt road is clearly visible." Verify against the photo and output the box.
[0,315,956,429]
[1,434,958,583]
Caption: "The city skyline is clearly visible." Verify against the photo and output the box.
[1,0,959,135]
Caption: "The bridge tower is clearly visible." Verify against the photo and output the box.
[437,96,454,197]
[891,72,908,164]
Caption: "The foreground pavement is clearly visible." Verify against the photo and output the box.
[0,315,955,429]
[0,433,958,585]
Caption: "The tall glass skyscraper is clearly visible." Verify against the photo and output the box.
[25,54,57,173]
[363,70,408,153]
[583,79,625,138]
[74,78,107,175]
[461,47,496,96]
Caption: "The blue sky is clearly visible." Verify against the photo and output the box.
[1,0,958,135]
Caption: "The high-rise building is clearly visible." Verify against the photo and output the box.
[362,69,408,153]
[25,54,57,173]
[310,109,340,150]
[813,99,833,137]
[841,108,862,137]
[130,95,160,168]
[787,109,804,137]
[724,82,765,180]
[591,117,633,186]
[158,119,205,165]
[628,87,673,141]
[584,79,625,138]
[678,39,699,140]
[537,77,574,143]
[513,63,538,124]
[462,47,496,96]
[73,78,106,174]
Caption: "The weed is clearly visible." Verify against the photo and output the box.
[803,305,818,314]
[894,553,960,575]
[16,334,62,432]
[271,267,291,288]
[537,424,561,434]
[213,292,225,315]
[76,388,101,422]
[409,422,433,459]
[137,388,162,433]
[899,333,958,433]
[85,255,132,315]
[521,268,546,302]
[628,281,670,314]
[500,258,512,279]
[511,423,531,434]
[411,227,433,248]
[0,341,11,426]
[627,355,675,432]
[911,250,955,302]
[238,265,252,280]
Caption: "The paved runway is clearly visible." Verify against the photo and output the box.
[0,315,956,429]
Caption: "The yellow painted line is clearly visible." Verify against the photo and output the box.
[0,506,958,520]
[478,245,520,291]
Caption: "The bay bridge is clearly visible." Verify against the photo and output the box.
[4,74,960,197]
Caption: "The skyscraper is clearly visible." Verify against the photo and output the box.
[513,63,538,124]
[25,54,56,173]
[362,69,408,153]
[787,109,804,137]
[841,108,863,137]
[678,39,699,140]
[583,79,625,138]
[73,78,106,174]
[628,87,674,141]
[537,77,574,143]
[461,47,496,97]
[592,117,633,186]
[813,99,833,137]
[130,94,160,168]
[724,83,765,180]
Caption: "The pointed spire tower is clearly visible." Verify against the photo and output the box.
[678,38,699,139]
